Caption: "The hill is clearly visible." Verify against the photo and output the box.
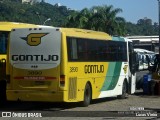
[0,0,73,26]
[0,0,158,36]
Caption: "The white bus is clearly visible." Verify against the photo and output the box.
[134,48,155,71]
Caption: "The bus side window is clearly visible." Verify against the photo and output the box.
[67,37,78,61]
[0,33,7,54]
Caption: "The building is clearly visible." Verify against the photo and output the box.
[55,3,61,7]
[22,0,42,5]
[126,36,159,53]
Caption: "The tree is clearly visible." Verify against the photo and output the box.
[66,8,91,28]
[125,18,158,36]
[66,5,126,36]
[136,17,154,35]
[0,1,158,36]
[137,17,152,26]
[89,5,126,36]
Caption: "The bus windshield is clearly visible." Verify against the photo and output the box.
[0,32,9,54]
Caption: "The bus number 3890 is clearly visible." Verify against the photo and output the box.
[27,71,42,75]
[70,67,78,73]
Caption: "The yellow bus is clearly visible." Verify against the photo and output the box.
[0,22,37,103]
[7,27,137,106]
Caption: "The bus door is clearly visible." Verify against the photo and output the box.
[9,28,61,91]
[128,42,138,94]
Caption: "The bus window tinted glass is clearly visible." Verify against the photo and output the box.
[0,32,9,54]
[67,37,127,62]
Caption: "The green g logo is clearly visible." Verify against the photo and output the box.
[21,33,48,46]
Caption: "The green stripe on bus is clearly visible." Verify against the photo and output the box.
[107,62,122,90]
[101,62,122,91]
[100,62,115,91]
[112,36,125,41]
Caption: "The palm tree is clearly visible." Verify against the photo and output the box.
[66,5,126,36]
[66,11,79,27]
[89,5,126,36]
[66,8,91,28]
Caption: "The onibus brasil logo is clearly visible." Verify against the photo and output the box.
[21,33,48,46]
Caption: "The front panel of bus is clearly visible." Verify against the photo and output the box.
[7,28,62,101]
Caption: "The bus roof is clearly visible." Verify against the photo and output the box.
[134,48,155,54]
[60,28,112,40]
[0,22,37,31]
[9,26,126,42]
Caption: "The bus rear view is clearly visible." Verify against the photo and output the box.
[7,27,137,107]
[7,27,63,102]
[0,22,38,104]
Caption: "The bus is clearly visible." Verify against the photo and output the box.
[134,48,155,71]
[133,48,155,89]
[0,22,37,103]
[7,27,138,106]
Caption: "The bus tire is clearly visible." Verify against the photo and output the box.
[81,83,92,107]
[117,80,127,99]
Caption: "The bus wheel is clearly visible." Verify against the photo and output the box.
[81,83,92,107]
[117,81,127,99]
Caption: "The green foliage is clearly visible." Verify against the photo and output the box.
[126,18,158,36]
[66,5,127,36]
[66,5,158,36]
[0,1,158,36]
[0,1,72,26]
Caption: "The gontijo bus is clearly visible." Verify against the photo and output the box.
[7,27,137,106]
[0,22,37,75]
[0,22,37,103]
[0,22,37,59]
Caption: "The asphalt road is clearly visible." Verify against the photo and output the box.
[0,89,160,120]
[0,70,160,120]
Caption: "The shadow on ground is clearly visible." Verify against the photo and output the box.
[0,96,122,111]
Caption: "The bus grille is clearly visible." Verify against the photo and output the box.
[68,77,77,100]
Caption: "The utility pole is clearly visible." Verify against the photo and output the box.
[43,18,51,25]
[158,0,160,57]
[35,12,42,25]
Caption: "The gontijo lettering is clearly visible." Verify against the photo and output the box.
[12,55,58,61]
[84,65,104,74]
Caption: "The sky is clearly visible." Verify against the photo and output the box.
[45,0,158,24]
